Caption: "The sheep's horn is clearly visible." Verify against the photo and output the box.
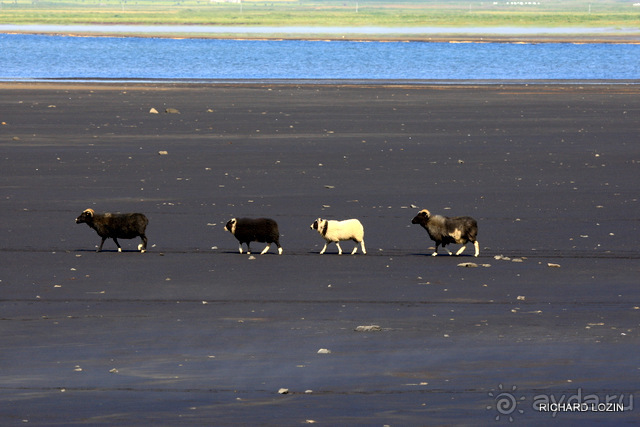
[83,208,95,216]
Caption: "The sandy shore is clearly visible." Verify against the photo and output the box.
[1,82,639,424]
[3,25,640,43]
[5,31,640,44]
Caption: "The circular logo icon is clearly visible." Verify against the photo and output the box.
[487,384,525,421]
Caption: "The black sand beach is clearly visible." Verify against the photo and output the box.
[1,82,639,425]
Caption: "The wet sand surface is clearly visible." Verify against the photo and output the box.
[1,82,639,425]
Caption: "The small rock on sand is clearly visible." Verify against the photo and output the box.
[355,325,382,332]
[458,262,478,268]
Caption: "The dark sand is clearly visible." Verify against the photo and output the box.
[1,82,639,425]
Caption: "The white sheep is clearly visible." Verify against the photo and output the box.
[310,218,366,255]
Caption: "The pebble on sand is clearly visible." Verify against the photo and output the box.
[458,262,478,268]
[355,325,382,332]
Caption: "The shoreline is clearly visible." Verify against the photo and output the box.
[2,80,640,90]
[5,32,640,44]
[2,25,640,44]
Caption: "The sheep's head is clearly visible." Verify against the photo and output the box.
[310,218,328,236]
[411,209,431,224]
[310,218,323,231]
[76,209,95,224]
[225,218,237,234]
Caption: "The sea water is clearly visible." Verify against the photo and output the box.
[1,33,638,81]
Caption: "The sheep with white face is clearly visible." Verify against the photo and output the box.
[310,218,366,255]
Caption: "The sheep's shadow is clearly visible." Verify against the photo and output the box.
[219,249,283,255]
[73,248,145,253]
[410,252,477,258]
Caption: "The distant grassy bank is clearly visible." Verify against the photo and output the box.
[1,0,639,28]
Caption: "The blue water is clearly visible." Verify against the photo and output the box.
[1,33,639,81]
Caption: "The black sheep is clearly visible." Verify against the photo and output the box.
[225,217,282,255]
[75,209,148,253]
[411,209,479,257]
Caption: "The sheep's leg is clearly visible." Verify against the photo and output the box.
[335,242,343,255]
[97,237,107,252]
[246,243,251,254]
[260,244,271,255]
[360,240,366,254]
[431,243,439,256]
[350,244,358,255]
[138,235,147,253]
[273,240,283,255]
[238,243,244,254]
[113,238,122,253]
[473,241,480,257]
[455,244,466,256]
[319,243,328,255]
